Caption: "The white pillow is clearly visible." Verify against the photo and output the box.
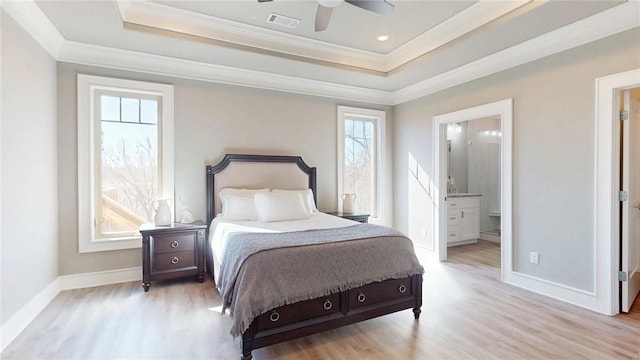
[220,194,257,220]
[272,189,318,216]
[255,191,310,222]
[219,188,269,220]
[219,187,269,201]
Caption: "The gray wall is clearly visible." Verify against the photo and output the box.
[393,28,640,292]
[1,11,59,324]
[57,63,392,275]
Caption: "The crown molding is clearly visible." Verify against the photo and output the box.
[391,1,640,104]
[3,1,639,106]
[2,0,390,104]
[385,0,530,71]
[58,41,393,105]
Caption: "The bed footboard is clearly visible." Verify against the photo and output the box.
[240,274,422,359]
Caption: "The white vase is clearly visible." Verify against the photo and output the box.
[342,193,356,213]
[153,198,172,225]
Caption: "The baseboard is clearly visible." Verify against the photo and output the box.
[59,267,142,290]
[1,267,142,352]
[1,278,60,352]
[504,270,608,315]
[447,239,478,247]
[479,232,501,243]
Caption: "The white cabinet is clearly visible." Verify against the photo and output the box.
[447,196,480,246]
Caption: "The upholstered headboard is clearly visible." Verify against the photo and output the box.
[206,154,317,225]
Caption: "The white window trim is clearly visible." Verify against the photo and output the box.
[77,74,174,253]
[337,106,387,225]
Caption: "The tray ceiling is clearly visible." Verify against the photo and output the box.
[8,0,638,103]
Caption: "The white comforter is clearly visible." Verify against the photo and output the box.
[208,212,356,286]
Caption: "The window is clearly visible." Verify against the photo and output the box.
[337,106,386,222]
[78,75,174,253]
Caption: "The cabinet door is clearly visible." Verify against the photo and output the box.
[459,207,479,241]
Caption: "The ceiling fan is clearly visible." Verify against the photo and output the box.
[258,0,395,32]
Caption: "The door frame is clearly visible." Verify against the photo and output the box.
[595,68,640,315]
[433,98,513,281]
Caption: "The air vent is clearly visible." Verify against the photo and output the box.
[266,13,300,29]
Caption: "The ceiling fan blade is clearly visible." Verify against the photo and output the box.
[315,4,333,32]
[257,0,273,2]
[345,0,394,14]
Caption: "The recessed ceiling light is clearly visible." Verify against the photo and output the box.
[377,35,389,42]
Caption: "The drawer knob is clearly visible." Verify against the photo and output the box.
[171,257,179,265]
[357,292,366,303]
[269,311,280,322]
[170,241,179,248]
[398,284,407,293]
[323,299,333,310]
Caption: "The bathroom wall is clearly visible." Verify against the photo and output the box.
[467,118,501,235]
[447,122,468,193]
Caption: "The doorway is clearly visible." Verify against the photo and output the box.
[618,88,640,312]
[594,68,640,315]
[433,99,513,281]
[446,119,502,246]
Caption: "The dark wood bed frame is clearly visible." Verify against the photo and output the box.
[206,154,422,360]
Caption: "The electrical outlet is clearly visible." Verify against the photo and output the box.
[421,228,427,237]
[530,251,539,264]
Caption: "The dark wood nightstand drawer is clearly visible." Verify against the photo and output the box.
[152,250,196,272]
[152,233,195,254]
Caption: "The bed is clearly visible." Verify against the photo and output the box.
[206,154,424,359]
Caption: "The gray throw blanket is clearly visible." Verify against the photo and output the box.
[218,223,425,337]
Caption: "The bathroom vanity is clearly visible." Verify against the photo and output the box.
[447,193,481,246]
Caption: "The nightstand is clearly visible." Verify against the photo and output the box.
[140,221,207,292]
[326,211,370,223]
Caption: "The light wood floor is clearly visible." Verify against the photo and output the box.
[3,241,640,359]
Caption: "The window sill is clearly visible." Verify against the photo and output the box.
[79,236,142,253]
